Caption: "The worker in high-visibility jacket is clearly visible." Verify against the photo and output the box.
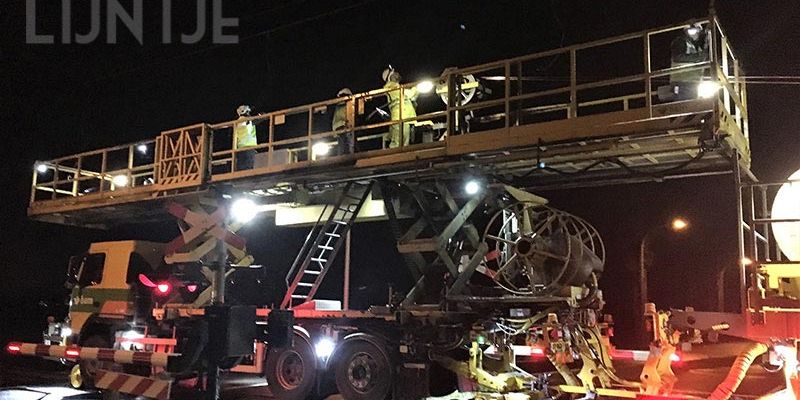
[332,88,355,155]
[234,105,258,170]
[382,68,418,148]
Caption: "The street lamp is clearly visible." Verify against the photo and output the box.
[638,217,689,347]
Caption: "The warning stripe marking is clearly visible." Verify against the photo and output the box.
[9,343,173,368]
[95,370,172,400]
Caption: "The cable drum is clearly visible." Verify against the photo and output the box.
[481,202,604,296]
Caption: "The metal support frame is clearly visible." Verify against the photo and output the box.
[384,180,489,307]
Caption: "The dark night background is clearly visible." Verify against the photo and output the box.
[1,0,799,365]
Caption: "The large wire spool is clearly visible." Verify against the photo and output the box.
[438,73,478,105]
[482,202,604,296]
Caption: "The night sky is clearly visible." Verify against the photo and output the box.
[1,0,799,349]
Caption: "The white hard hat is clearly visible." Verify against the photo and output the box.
[382,67,397,82]
[337,88,353,97]
[685,23,703,37]
[237,105,252,116]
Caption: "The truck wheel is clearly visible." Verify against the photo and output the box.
[69,364,84,389]
[265,331,317,400]
[79,334,112,389]
[334,340,392,400]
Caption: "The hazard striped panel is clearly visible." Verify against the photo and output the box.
[163,202,253,267]
[95,369,171,400]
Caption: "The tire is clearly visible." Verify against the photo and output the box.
[265,331,317,400]
[68,364,84,389]
[79,334,113,389]
[334,340,393,400]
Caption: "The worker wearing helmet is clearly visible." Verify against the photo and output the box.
[234,105,258,170]
[382,68,418,148]
[332,88,355,155]
[670,24,709,85]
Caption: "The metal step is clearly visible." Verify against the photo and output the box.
[282,181,375,309]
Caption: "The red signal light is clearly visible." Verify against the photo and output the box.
[6,343,21,354]
[156,282,171,295]
[186,284,198,293]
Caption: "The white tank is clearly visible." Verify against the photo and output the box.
[771,168,800,261]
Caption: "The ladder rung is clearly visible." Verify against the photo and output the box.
[311,257,327,263]
[318,245,334,250]
[291,294,307,299]
[297,282,313,287]
[324,232,341,237]
[304,270,321,275]
[332,220,348,225]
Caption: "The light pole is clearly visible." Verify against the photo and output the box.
[638,217,689,347]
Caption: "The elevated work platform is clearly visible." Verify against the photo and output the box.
[29,17,749,228]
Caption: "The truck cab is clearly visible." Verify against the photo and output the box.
[56,241,165,346]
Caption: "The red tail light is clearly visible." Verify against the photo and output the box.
[156,282,172,295]
[186,284,198,293]
[65,348,80,358]
[6,343,21,354]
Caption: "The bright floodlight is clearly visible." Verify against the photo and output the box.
[112,174,129,187]
[312,142,330,157]
[740,257,754,266]
[686,27,700,36]
[416,80,435,94]
[61,327,72,338]
[671,218,689,231]
[36,163,48,173]
[465,180,481,195]
[772,168,800,261]
[697,81,721,99]
[136,144,148,154]
[315,337,335,359]
[231,198,258,223]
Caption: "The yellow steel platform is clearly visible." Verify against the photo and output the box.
[28,17,749,228]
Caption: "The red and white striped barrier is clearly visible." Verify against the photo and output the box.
[6,342,173,368]
[95,369,171,400]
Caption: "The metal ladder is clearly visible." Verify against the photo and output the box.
[281,181,374,309]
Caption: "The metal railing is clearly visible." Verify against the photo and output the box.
[30,16,748,207]
[740,181,800,265]
[31,139,157,203]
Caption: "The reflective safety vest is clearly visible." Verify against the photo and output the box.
[332,104,348,132]
[384,81,417,120]
[234,120,257,148]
